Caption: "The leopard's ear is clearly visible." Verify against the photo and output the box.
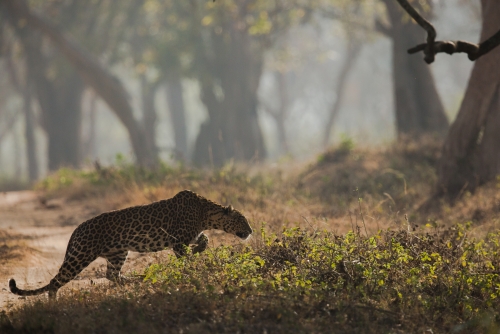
[224,205,234,214]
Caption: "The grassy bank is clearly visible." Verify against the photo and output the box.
[2,226,500,333]
[3,140,500,333]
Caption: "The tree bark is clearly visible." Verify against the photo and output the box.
[44,73,83,170]
[2,0,157,167]
[193,26,266,166]
[82,91,97,161]
[22,85,39,181]
[140,75,160,160]
[323,42,362,148]
[382,0,449,137]
[438,0,500,194]
[13,123,21,180]
[275,71,290,154]
[165,70,188,161]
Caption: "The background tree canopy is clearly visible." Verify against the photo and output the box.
[0,0,496,196]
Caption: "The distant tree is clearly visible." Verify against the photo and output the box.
[3,17,83,171]
[377,0,449,138]
[189,1,307,166]
[321,0,448,141]
[124,0,193,161]
[2,0,158,168]
[322,39,362,148]
[396,0,500,194]
[261,70,291,155]
[4,37,39,181]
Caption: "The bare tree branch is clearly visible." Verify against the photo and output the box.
[394,0,436,63]
[395,0,500,63]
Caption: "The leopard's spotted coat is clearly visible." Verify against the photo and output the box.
[9,190,252,299]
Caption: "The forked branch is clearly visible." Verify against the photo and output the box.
[395,0,500,63]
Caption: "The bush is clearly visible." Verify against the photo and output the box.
[5,225,500,333]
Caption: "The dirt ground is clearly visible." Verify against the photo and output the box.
[0,191,172,311]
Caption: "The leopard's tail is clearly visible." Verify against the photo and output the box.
[9,279,50,296]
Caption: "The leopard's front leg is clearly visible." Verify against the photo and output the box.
[192,232,209,254]
[173,233,209,258]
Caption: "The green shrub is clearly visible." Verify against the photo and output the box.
[4,225,500,333]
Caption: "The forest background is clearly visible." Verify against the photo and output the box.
[0,0,482,188]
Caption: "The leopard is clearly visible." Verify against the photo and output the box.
[9,190,253,299]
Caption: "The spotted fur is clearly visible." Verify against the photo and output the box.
[9,190,252,299]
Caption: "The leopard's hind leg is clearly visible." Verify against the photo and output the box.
[47,250,98,299]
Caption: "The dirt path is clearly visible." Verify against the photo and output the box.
[0,191,128,310]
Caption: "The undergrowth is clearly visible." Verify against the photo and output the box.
[5,140,500,333]
[3,225,500,333]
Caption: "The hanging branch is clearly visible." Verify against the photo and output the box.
[395,0,500,63]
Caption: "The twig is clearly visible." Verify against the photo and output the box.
[356,189,368,237]
[348,210,355,234]
[302,216,318,235]
[470,271,500,276]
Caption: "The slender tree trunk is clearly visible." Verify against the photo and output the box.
[44,73,83,170]
[82,91,97,161]
[13,123,22,180]
[383,0,449,137]
[22,85,38,181]
[3,35,38,180]
[141,75,159,160]
[438,0,500,194]
[193,79,225,166]
[165,70,188,160]
[261,71,290,155]
[275,71,290,154]
[323,42,362,147]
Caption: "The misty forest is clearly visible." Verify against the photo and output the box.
[1,0,500,332]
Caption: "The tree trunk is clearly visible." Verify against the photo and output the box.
[383,0,449,137]
[13,123,21,180]
[3,36,38,180]
[2,0,157,167]
[140,75,159,160]
[12,21,83,171]
[275,71,290,155]
[261,71,290,155]
[22,85,39,181]
[438,0,500,194]
[82,91,97,161]
[193,27,266,166]
[323,42,362,148]
[165,70,188,161]
[44,73,83,170]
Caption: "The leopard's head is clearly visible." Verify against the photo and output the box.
[221,206,253,240]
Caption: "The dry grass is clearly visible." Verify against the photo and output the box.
[4,140,500,333]
[0,230,37,266]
